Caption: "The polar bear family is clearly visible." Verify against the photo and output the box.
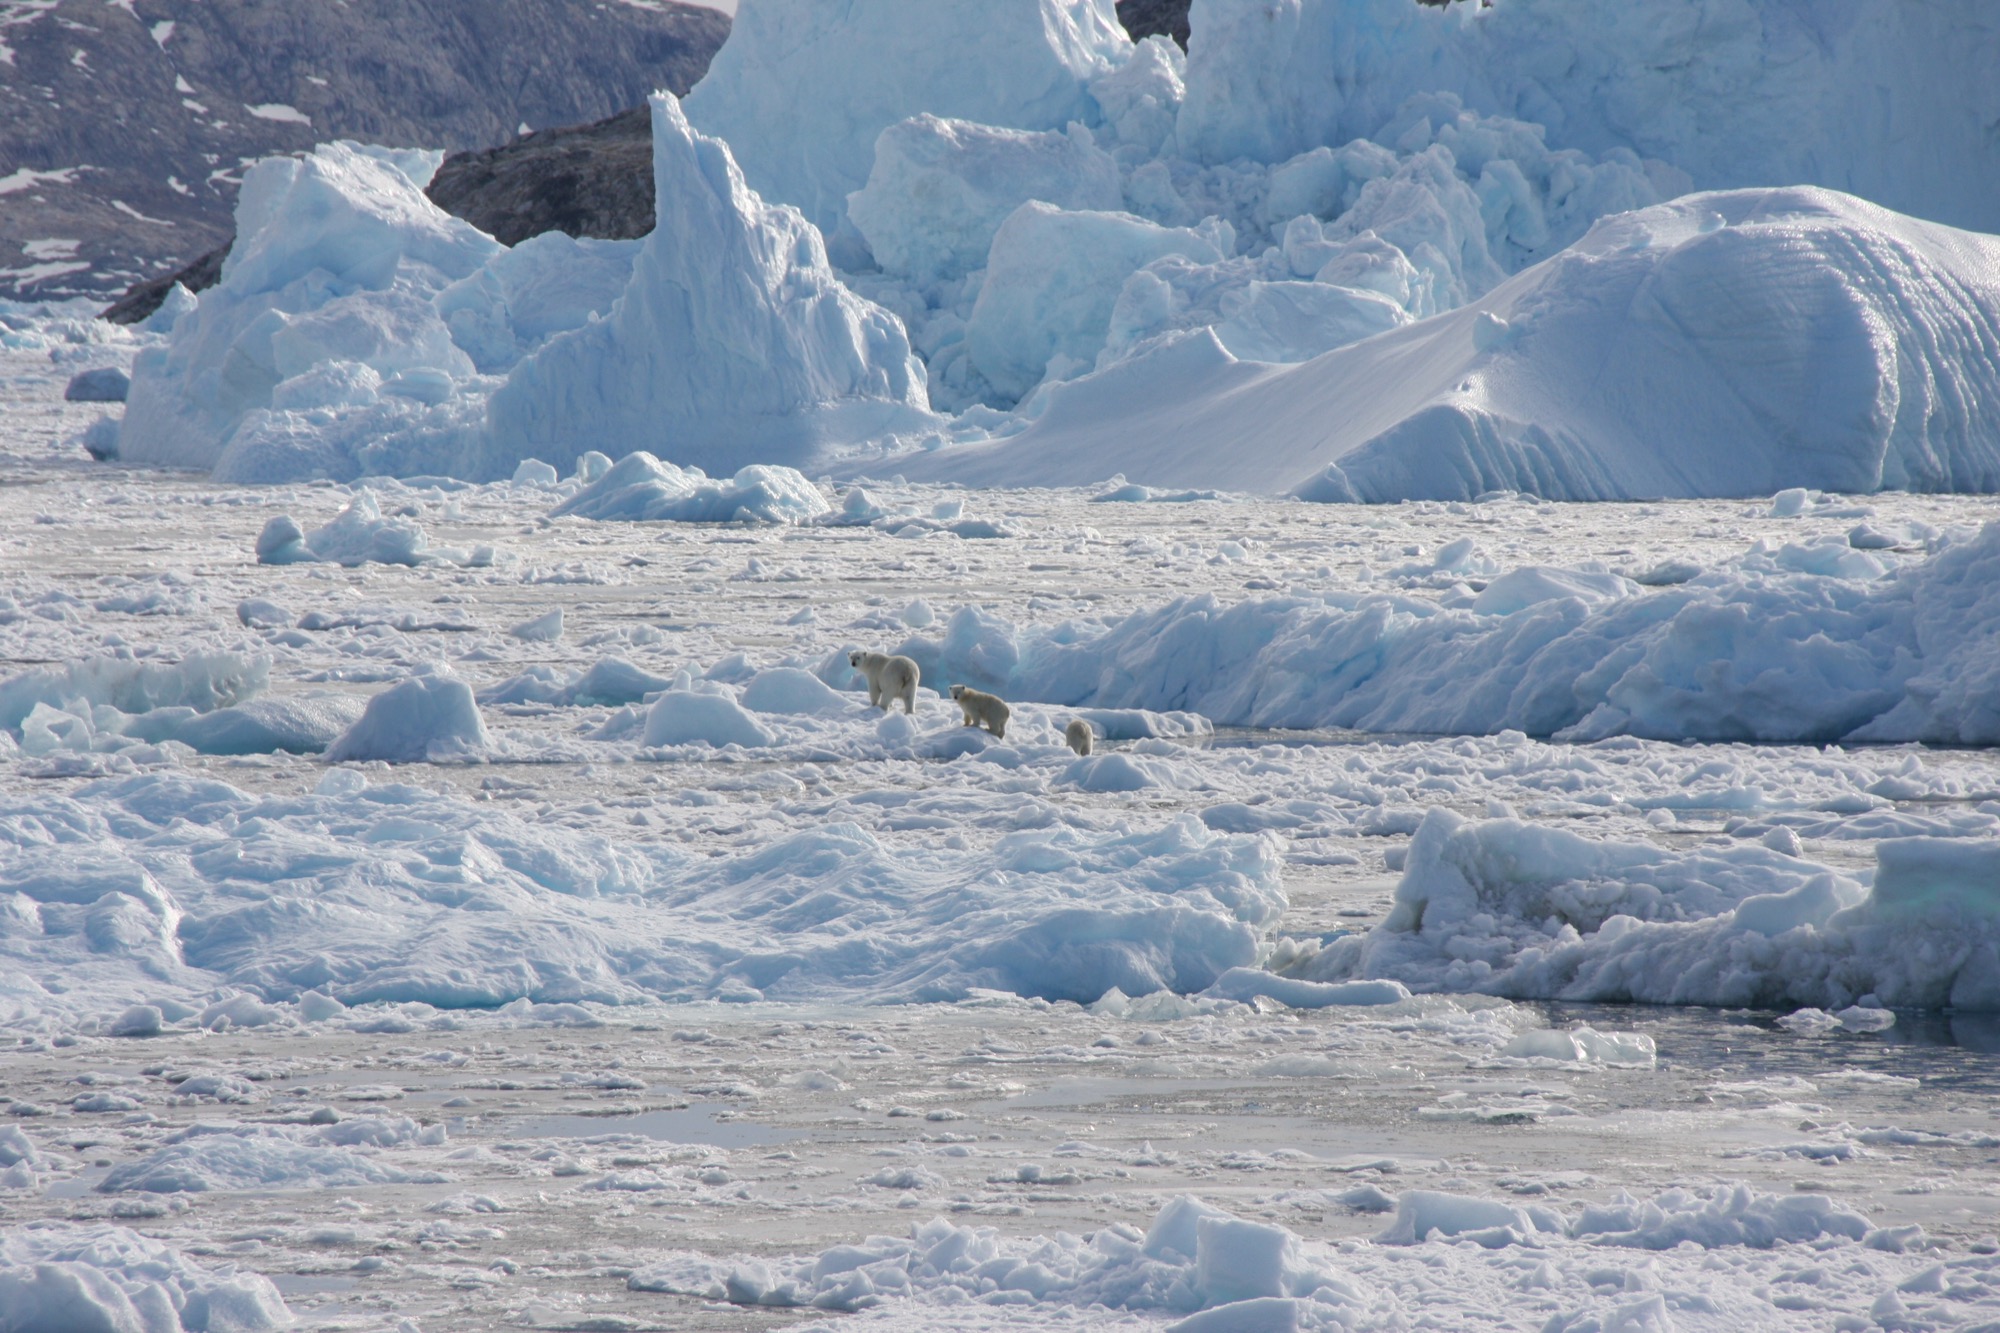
[848,648,1093,754]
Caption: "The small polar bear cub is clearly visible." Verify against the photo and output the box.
[1064,719,1094,756]
[849,649,920,714]
[949,684,1010,739]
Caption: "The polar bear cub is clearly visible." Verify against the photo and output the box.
[1064,718,1094,756]
[849,649,920,714]
[949,684,1010,739]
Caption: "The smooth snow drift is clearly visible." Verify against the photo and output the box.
[898,188,2000,499]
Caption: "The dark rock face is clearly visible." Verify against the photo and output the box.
[1116,0,1191,47]
[426,106,656,248]
[0,0,728,305]
[1116,0,1453,48]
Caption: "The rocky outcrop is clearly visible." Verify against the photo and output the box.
[1115,0,1191,47]
[2,0,727,305]
[425,106,656,248]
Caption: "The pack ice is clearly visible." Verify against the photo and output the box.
[892,519,2000,745]
[1293,809,2000,1013]
[0,768,1281,1033]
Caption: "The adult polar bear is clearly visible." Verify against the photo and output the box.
[849,650,921,714]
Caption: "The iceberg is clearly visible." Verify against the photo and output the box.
[484,95,934,478]
[118,143,498,477]
[1176,0,2000,236]
[683,0,1134,240]
[901,189,2000,499]
[121,96,932,485]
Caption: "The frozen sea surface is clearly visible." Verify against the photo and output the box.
[4,335,2000,1329]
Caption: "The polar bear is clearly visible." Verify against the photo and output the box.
[949,684,1010,739]
[1064,718,1094,756]
[849,649,920,714]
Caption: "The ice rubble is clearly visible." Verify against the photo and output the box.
[550,450,831,525]
[905,188,2000,498]
[630,1185,1892,1323]
[101,1118,448,1194]
[1292,809,2000,1012]
[0,1223,290,1332]
[120,96,932,484]
[887,521,2000,745]
[323,672,492,763]
[0,651,377,759]
[0,773,1280,1031]
[257,490,496,566]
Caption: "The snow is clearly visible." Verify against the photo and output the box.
[245,102,312,126]
[259,490,496,567]
[632,1183,1911,1326]
[967,203,1224,401]
[61,367,128,402]
[1175,0,2000,236]
[1289,809,2000,1011]
[848,117,1123,288]
[642,687,775,749]
[485,95,934,480]
[9,0,2000,1319]
[118,99,929,486]
[551,450,832,526]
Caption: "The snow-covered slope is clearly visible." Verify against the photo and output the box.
[898,188,2000,500]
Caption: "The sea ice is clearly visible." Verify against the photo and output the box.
[0,1223,291,1332]
[323,671,491,763]
[551,450,832,526]
[1299,809,2000,1011]
[893,520,2000,745]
